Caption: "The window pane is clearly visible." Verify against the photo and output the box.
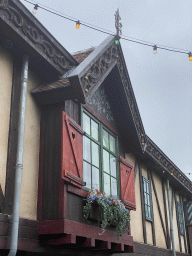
[145,205,148,217]
[92,167,100,190]
[103,129,109,148]
[92,142,99,168]
[110,154,116,177]
[143,181,146,192]
[111,177,117,197]
[83,113,90,135]
[103,149,110,174]
[83,136,91,162]
[104,173,110,195]
[83,161,91,189]
[91,119,98,141]
[109,134,116,153]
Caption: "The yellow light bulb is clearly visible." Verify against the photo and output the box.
[189,55,192,61]
[153,45,157,54]
[76,21,80,29]
[33,4,38,14]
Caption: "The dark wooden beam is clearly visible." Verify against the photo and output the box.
[171,188,174,218]
[147,170,156,246]
[138,161,147,244]
[150,172,168,248]
[0,185,4,213]
[4,56,22,215]
[174,190,182,252]
[180,194,188,254]
[162,179,171,249]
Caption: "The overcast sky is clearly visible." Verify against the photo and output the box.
[21,0,192,180]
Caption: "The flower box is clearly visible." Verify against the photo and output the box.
[83,189,130,239]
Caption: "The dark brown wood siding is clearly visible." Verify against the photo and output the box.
[41,104,64,220]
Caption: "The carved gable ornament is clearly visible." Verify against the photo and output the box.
[0,0,76,74]
[68,35,146,152]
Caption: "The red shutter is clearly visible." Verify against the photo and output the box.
[61,111,85,188]
[119,156,136,211]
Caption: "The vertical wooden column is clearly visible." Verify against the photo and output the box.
[138,161,147,244]
[180,195,188,254]
[162,180,171,249]
[174,190,182,252]
[147,170,156,246]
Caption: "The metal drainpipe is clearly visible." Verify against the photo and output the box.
[167,179,176,256]
[8,55,29,256]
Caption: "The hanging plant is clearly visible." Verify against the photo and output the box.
[83,189,130,240]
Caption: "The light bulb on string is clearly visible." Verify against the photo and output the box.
[188,52,192,61]
[76,20,80,29]
[153,45,157,54]
[33,4,39,14]
[114,39,119,45]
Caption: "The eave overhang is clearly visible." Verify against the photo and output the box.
[0,0,78,78]
[144,136,192,196]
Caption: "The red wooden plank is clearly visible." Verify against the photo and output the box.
[96,240,111,249]
[0,223,8,236]
[39,219,64,234]
[112,242,124,252]
[39,219,133,246]
[119,156,136,210]
[67,184,88,197]
[82,237,95,247]
[45,234,76,245]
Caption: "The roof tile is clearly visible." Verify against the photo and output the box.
[33,47,95,93]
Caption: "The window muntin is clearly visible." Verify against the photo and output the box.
[142,176,153,221]
[177,201,185,236]
[82,110,118,196]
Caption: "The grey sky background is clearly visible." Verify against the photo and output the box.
[21,0,192,180]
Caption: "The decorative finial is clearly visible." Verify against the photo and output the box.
[115,8,122,36]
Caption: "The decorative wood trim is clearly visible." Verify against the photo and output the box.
[0,0,77,74]
[145,136,192,195]
[147,170,156,246]
[175,190,182,252]
[138,161,147,244]
[150,172,168,248]
[81,44,118,96]
[162,179,171,249]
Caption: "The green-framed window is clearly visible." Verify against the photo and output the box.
[142,176,153,221]
[177,201,185,235]
[82,109,119,197]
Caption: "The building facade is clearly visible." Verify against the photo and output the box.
[0,1,191,255]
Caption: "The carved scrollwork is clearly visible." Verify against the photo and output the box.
[0,1,72,71]
[81,44,118,92]
[146,139,192,193]
[116,52,145,147]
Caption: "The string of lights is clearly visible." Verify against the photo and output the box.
[23,0,192,60]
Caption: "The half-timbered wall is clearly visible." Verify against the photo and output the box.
[125,152,189,253]
[0,45,13,196]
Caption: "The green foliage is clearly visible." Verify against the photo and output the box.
[83,189,130,240]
